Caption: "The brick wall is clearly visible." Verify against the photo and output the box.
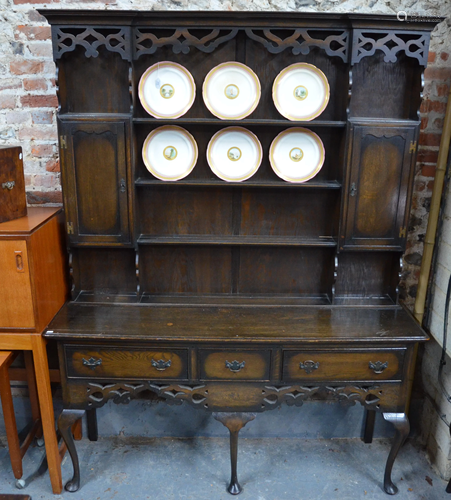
[0,0,450,305]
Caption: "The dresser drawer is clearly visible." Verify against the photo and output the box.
[282,349,405,382]
[65,346,188,380]
[199,349,271,381]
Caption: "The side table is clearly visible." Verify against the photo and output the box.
[0,207,68,494]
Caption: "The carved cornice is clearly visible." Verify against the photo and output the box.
[351,29,430,66]
[53,27,131,61]
[245,29,349,61]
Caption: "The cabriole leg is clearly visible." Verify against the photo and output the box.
[383,413,410,495]
[58,409,85,492]
[213,412,256,495]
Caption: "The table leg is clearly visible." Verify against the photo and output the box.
[87,409,98,441]
[58,409,85,492]
[383,413,409,495]
[363,409,376,444]
[30,335,62,494]
[0,356,22,479]
[24,351,42,440]
[213,412,256,495]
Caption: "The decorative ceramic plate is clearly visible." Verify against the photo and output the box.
[272,63,330,121]
[203,62,261,120]
[142,126,198,181]
[207,127,263,182]
[138,62,196,119]
[269,128,325,183]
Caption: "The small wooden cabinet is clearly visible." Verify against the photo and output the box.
[0,208,69,494]
[40,10,439,496]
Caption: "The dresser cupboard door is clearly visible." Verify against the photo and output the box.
[341,123,417,250]
[59,121,130,245]
[0,239,35,329]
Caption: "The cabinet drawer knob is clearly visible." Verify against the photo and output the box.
[350,182,357,197]
[2,181,15,190]
[299,360,320,374]
[151,359,172,371]
[82,357,102,370]
[369,361,388,374]
[225,360,245,373]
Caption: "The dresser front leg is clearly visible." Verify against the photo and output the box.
[382,413,409,495]
[58,409,85,492]
[213,412,256,495]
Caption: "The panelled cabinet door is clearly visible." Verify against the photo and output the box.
[0,239,35,329]
[59,121,130,245]
[341,123,417,250]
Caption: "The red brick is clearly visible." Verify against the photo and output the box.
[6,111,30,124]
[441,52,449,62]
[10,59,43,75]
[32,110,53,124]
[424,67,451,81]
[427,180,435,191]
[428,51,436,63]
[27,10,47,23]
[417,149,439,163]
[419,132,442,147]
[420,99,447,114]
[45,159,60,172]
[21,95,58,108]
[16,26,51,40]
[18,126,57,141]
[26,191,63,205]
[0,96,16,109]
[420,116,428,130]
[433,117,444,130]
[23,78,47,91]
[14,0,50,4]
[421,164,437,177]
[436,84,450,97]
[32,144,55,157]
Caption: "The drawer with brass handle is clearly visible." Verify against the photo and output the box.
[282,349,406,382]
[65,346,188,380]
[199,350,271,381]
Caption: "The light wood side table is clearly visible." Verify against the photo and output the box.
[0,207,68,494]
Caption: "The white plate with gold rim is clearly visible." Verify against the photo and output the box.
[272,63,330,121]
[142,126,198,181]
[207,127,262,182]
[269,128,325,183]
[139,62,195,119]
[203,62,261,120]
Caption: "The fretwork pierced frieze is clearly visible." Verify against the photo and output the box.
[54,27,131,61]
[245,29,349,62]
[85,381,397,412]
[352,30,430,66]
[134,29,238,58]
[86,382,207,409]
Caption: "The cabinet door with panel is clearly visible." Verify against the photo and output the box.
[341,123,417,250]
[59,120,131,245]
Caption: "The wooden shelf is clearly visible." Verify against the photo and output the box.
[137,234,337,247]
[133,118,347,127]
[135,178,342,189]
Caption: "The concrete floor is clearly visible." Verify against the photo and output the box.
[0,435,448,500]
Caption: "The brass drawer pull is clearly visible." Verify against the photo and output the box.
[225,360,245,373]
[82,357,102,370]
[369,361,388,374]
[2,181,15,190]
[151,359,172,371]
[299,360,320,374]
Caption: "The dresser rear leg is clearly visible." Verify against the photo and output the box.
[58,409,85,492]
[86,409,98,441]
[382,413,409,495]
[363,409,376,443]
[213,412,256,495]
